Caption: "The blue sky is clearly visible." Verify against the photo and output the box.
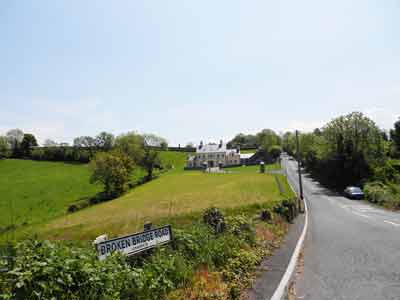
[1,0,399,145]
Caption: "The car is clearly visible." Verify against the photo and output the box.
[344,186,364,199]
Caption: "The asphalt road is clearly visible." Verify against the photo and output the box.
[282,155,400,300]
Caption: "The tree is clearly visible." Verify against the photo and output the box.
[90,151,134,197]
[43,139,58,147]
[282,132,296,155]
[114,132,145,164]
[313,112,385,186]
[6,129,24,157]
[256,129,281,149]
[74,136,97,158]
[20,133,38,157]
[95,132,115,150]
[228,133,257,148]
[141,149,161,181]
[0,136,10,159]
[390,118,400,156]
[268,145,282,161]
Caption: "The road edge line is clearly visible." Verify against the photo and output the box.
[269,181,309,300]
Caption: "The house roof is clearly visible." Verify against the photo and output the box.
[197,143,227,153]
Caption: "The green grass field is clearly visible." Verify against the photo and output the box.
[227,162,281,173]
[0,151,189,240]
[0,159,102,235]
[38,164,293,241]
[240,149,257,154]
[0,153,292,242]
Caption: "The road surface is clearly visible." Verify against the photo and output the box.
[282,155,400,300]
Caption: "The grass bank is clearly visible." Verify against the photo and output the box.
[0,151,189,240]
[37,164,293,240]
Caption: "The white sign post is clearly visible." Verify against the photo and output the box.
[95,225,173,260]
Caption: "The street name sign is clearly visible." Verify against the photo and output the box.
[95,225,172,260]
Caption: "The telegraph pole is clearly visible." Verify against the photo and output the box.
[296,130,304,213]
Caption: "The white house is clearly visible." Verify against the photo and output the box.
[187,140,242,168]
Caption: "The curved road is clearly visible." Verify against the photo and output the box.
[282,155,400,300]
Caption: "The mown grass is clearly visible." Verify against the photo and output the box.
[0,151,189,241]
[240,149,257,154]
[38,166,294,241]
[227,162,281,173]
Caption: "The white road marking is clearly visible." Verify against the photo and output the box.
[351,212,371,219]
[384,220,400,227]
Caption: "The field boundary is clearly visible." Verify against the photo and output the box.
[269,180,309,300]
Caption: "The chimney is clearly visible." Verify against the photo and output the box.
[236,146,240,153]
[199,140,203,149]
[219,139,223,148]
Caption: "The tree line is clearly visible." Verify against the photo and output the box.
[283,112,400,208]
[0,130,169,199]
[228,129,283,162]
[282,112,400,186]
[0,130,168,163]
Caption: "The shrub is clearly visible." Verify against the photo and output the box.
[90,151,135,197]
[274,198,297,222]
[203,207,226,233]
[226,215,255,245]
[364,181,400,209]
[1,206,287,300]
[0,240,140,300]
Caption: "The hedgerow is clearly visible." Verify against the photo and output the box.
[1,206,288,300]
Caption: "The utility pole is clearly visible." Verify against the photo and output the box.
[296,130,304,213]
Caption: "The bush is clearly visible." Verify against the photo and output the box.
[1,206,287,300]
[203,207,226,233]
[364,181,400,209]
[30,147,93,163]
[0,240,140,300]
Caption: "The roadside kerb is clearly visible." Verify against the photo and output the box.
[269,176,309,300]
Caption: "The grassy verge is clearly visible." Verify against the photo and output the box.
[1,205,291,300]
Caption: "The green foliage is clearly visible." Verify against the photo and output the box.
[268,145,282,161]
[95,132,115,151]
[227,134,257,148]
[20,134,38,157]
[141,149,161,181]
[0,136,10,159]
[390,118,400,157]
[1,205,286,300]
[294,112,387,188]
[257,129,281,150]
[364,181,400,209]
[203,207,226,233]
[6,129,24,158]
[226,215,255,245]
[0,240,140,300]
[90,151,135,197]
[115,132,145,165]
[31,147,92,163]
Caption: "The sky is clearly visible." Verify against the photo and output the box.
[0,0,399,145]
